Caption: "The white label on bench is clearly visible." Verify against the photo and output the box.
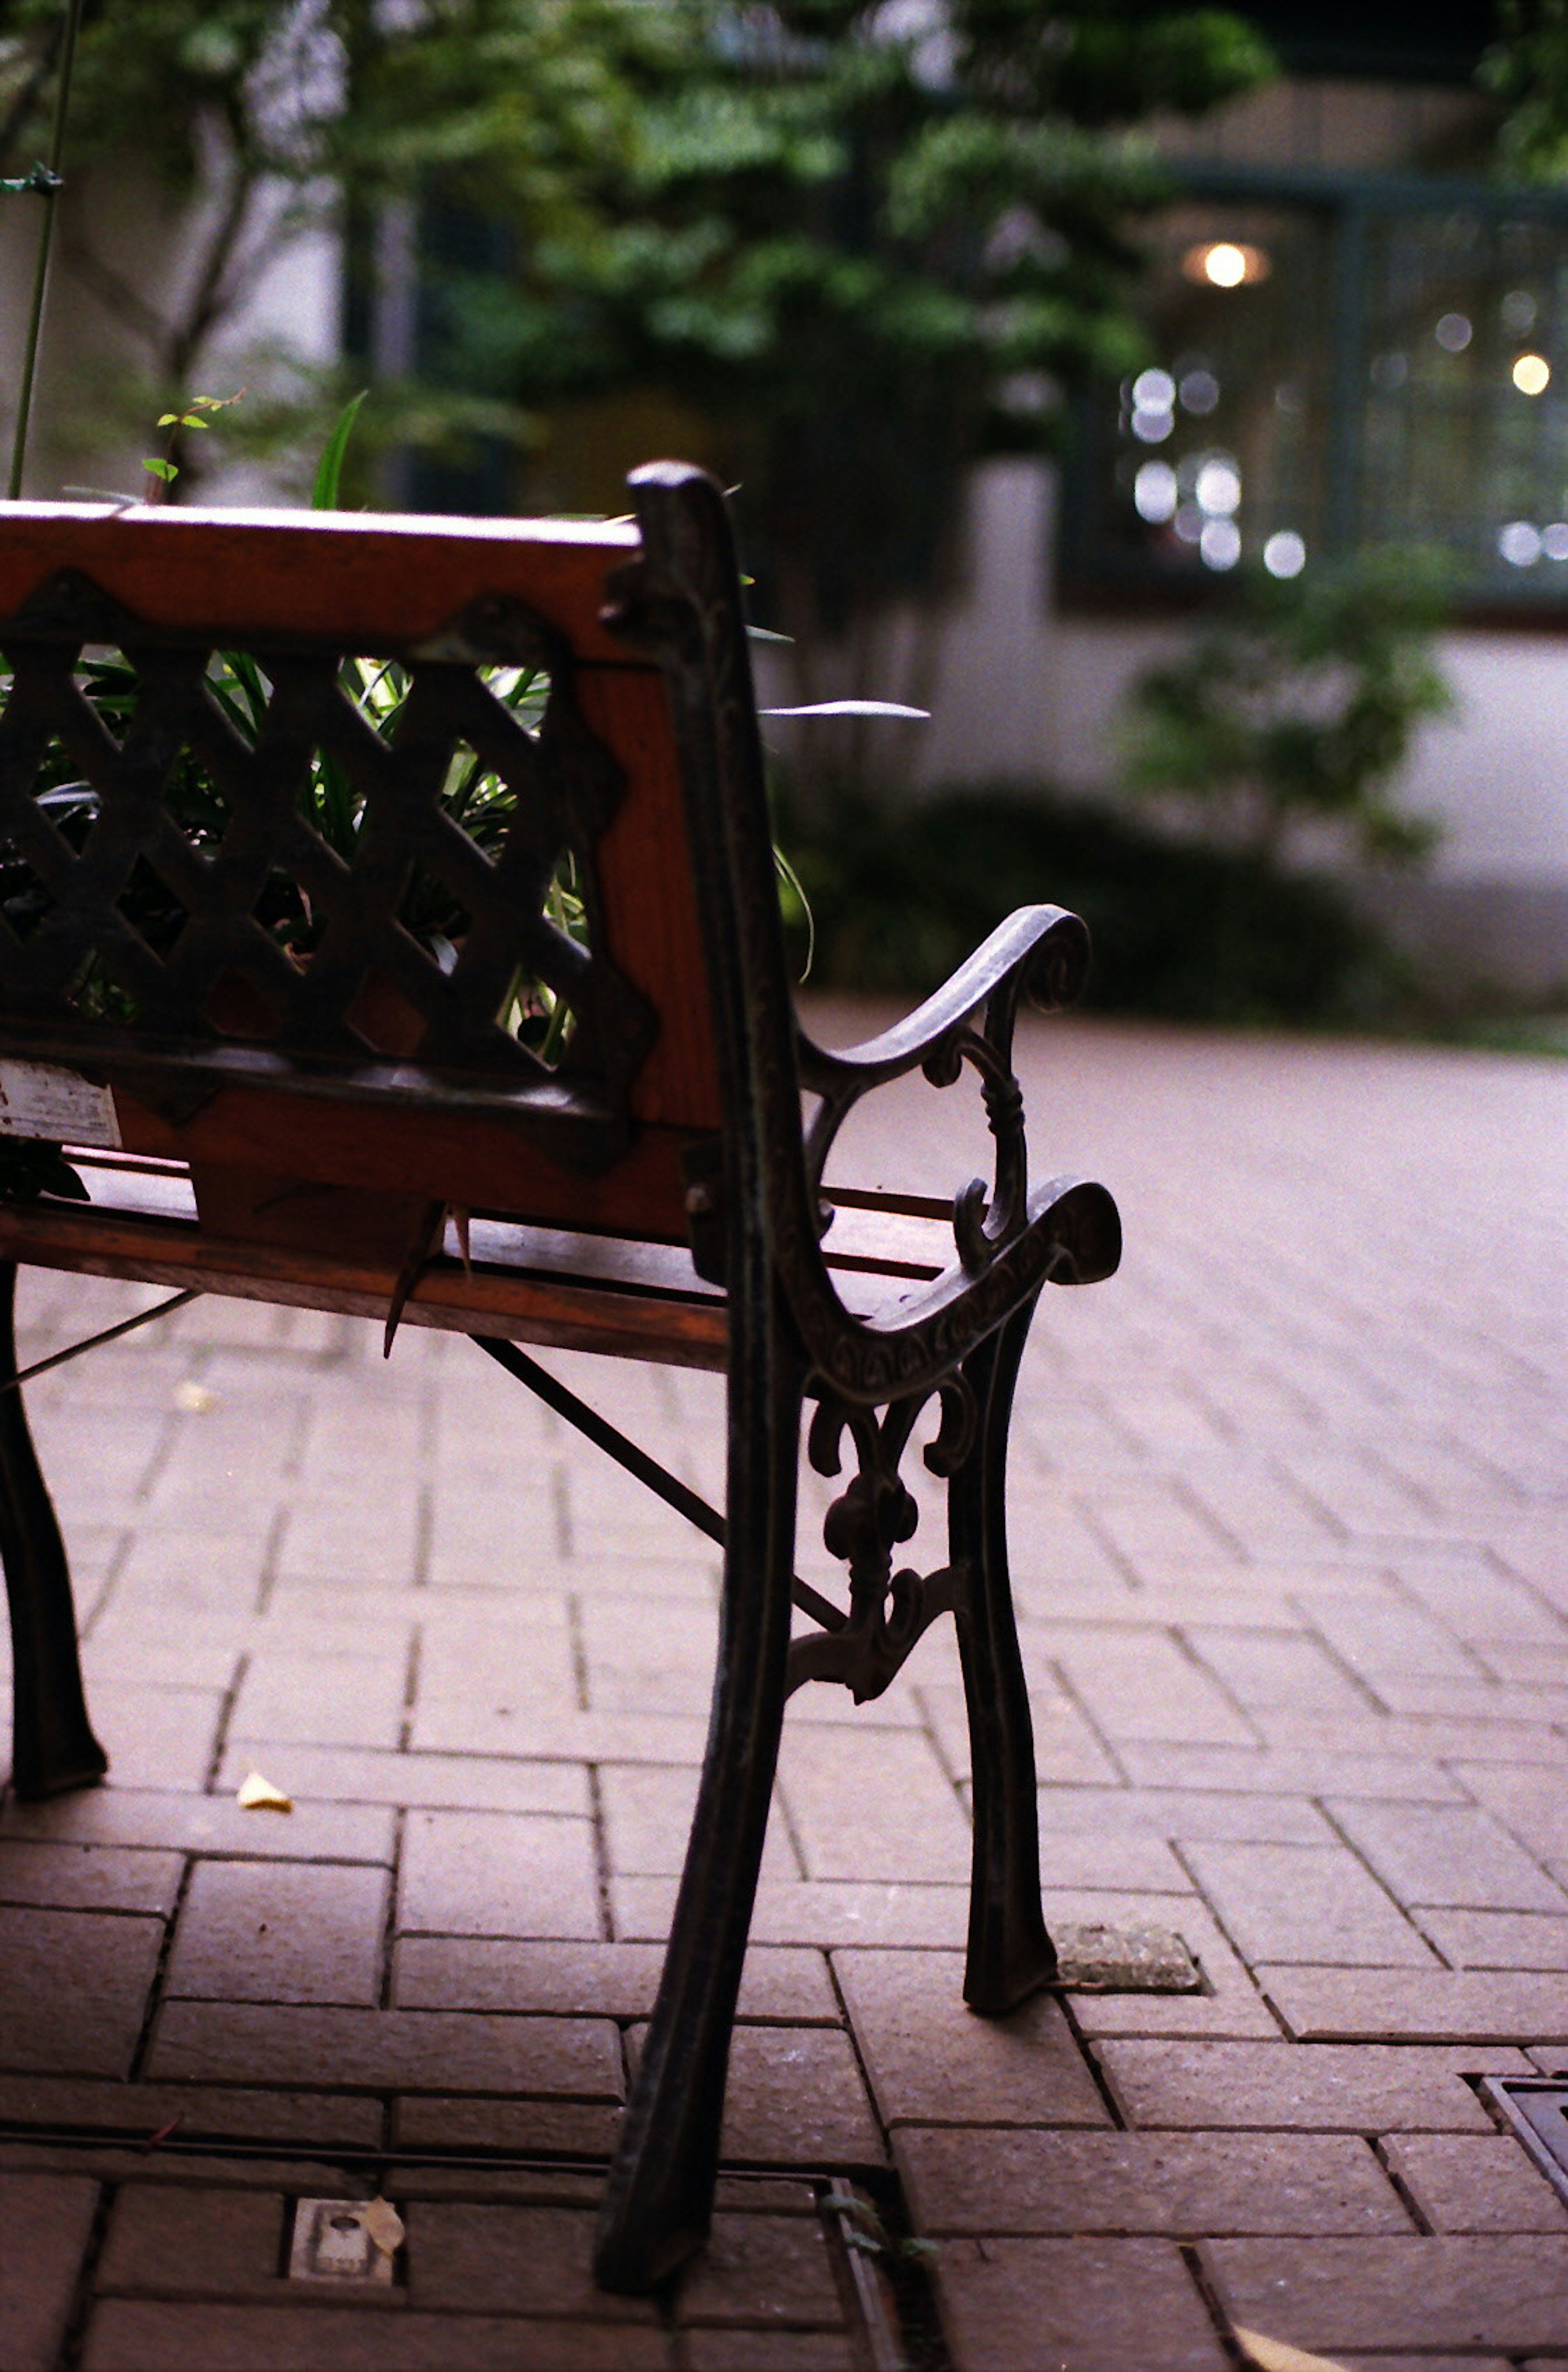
[0,1059,122,1148]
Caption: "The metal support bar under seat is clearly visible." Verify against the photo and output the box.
[0,1287,200,1396]
[472,1333,847,1635]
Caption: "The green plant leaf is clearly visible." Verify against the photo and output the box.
[141,457,178,482]
[311,390,370,512]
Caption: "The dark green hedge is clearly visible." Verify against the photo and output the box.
[780,786,1411,1026]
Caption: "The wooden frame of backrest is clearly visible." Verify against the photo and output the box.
[0,492,729,1246]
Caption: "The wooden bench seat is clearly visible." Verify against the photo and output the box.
[0,461,1120,2291]
[0,1150,956,1363]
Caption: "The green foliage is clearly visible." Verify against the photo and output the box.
[778,784,1414,1027]
[310,389,369,511]
[1119,553,1454,869]
[0,0,1274,615]
[1482,0,1568,178]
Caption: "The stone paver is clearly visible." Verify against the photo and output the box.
[0,1014,1563,2368]
[0,2172,99,2372]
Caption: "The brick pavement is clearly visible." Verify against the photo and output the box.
[0,1008,1564,2370]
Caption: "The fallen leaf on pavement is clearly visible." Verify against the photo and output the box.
[174,1381,218,1412]
[1235,2330,1355,2372]
[358,2198,405,2257]
[236,1770,292,1812]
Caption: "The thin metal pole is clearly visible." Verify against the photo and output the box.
[473,1333,846,1634]
[8,0,84,501]
[0,1287,199,1395]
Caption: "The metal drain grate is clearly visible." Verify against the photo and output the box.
[0,2119,933,2368]
[1479,2076,1568,2203]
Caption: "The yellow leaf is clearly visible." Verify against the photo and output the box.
[175,1381,217,1412]
[1235,2330,1356,2372]
[358,2198,405,2257]
[237,1770,292,1812]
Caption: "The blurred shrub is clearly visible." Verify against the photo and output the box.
[778,785,1413,1026]
[1120,551,1454,870]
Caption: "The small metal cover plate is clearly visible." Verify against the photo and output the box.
[287,2198,395,2287]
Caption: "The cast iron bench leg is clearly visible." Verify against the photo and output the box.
[593,1326,803,2293]
[0,1262,108,1800]
[953,1293,1057,2013]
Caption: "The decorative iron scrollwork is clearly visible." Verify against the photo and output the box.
[786,1370,977,1703]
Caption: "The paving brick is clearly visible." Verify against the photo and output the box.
[166,1860,390,2006]
[1415,1907,1568,1967]
[146,2003,623,2098]
[277,1486,425,1582]
[1118,1742,1465,1801]
[392,1937,840,2022]
[80,2301,673,2369]
[708,2024,884,2166]
[918,1674,1122,1787]
[832,1949,1108,2129]
[1049,1628,1258,1747]
[1200,2236,1568,2353]
[612,1873,973,1951]
[576,1595,721,1715]
[1324,1798,1568,1913]
[84,1626,245,1692]
[392,2096,621,2158]
[397,1810,603,1941]
[0,1907,164,2077]
[1261,1708,1568,1768]
[0,1840,184,1915]
[214,1743,590,1816]
[934,2235,1230,2371]
[1187,1627,1375,1718]
[597,1766,800,1882]
[97,2184,292,2299]
[684,2333,856,2370]
[1380,2133,1568,2232]
[1180,1841,1439,1968]
[1064,1895,1287,2044]
[0,2172,98,2372]
[1260,1964,1568,2043]
[896,2127,1411,2235]
[775,1728,972,1885]
[1450,1763,1568,1863]
[1373,1675,1568,1724]
[0,1788,396,1866]
[403,2203,657,2321]
[673,2209,843,2329]
[79,1682,227,1790]
[0,2072,383,2147]
[1291,1592,1491,1684]
[1338,2359,1512,2372]
[410,1701,707,1763]
[1094,2041,1533,2132]
[1036,1785,1333,1847]
[1390,1547,1568,1648]
[228,1655,410,1751]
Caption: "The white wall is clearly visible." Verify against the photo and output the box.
[906,458,1568,997]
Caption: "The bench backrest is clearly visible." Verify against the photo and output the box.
[0,473,764,1244]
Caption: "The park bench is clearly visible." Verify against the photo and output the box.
[0,460,1120,2290]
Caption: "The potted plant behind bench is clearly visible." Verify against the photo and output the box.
[0,463,1121,2292]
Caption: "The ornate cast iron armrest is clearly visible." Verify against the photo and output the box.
[795,904,1088,1101]
[795,904,1092,1276]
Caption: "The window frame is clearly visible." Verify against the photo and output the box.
[1057,160,1568,623]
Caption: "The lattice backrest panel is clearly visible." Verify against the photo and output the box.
[0,508,686,1170]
